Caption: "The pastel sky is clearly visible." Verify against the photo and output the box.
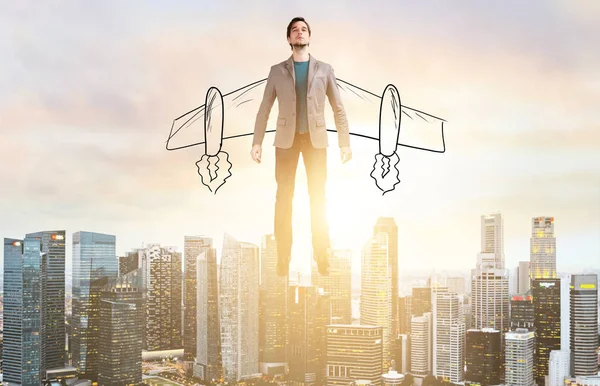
[1,0,599,280]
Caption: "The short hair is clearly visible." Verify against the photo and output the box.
[287,17,311,49]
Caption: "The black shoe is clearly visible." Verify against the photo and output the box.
[277,255,291,277]
[313,248,331,276]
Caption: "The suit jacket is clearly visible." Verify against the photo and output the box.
[252,54,350,149]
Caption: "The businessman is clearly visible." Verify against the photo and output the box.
[251,17,352,277]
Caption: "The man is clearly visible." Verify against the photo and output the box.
[251,17,352,277]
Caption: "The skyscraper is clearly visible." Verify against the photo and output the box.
[220,234,260,383]
[194,242,222,382]
[288,285,330,386]
[397,296,410,335]
[481,213,504,269]
[465,328,502,385]
[529,216,557,279]
[548,350,570,386]
[97,270,143,386]
[432,290,465,383]
[510,295,534,331]
[326,325,383,386]
[72,231,118,382]
[374,217,398,338]
[570,274,599,376]
[471,252,509,335]
[27,230,67,375]
[3,236,43,384]
[393,334,410,375]
[361,232,393,369]
[532,278,562,385]
[311,248,352,325]
[410,312,432,377]
[144,244,183,351]
[259,234,288,376]
[411,287,432,317]
[184,236,213,362]
[517,261,530,294]
[505,328,535,386]
[446,276,466,296]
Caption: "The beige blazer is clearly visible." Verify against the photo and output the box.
[252,54,350,149]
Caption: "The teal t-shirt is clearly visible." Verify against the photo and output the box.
[294,60,309,133]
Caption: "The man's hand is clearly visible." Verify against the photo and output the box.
[340,146,352,164]
[250,144,262,164]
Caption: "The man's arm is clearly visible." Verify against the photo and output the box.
[252,66,277,146]
[326,65,350,148]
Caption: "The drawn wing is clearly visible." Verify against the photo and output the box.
[335,79,446,153]
[166,79,271,151]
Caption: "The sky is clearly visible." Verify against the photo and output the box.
[1,0,599,280]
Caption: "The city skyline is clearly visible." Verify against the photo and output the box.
[1,1,599,278]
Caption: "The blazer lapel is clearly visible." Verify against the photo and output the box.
[307,54,319,92]
[285,55,295,85]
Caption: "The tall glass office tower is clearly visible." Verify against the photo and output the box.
[71,231,118,382]
[27,230,67,373]
[3,237,43,384]
[3,230,67,384]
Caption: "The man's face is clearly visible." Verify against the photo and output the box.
[288,21,310,48]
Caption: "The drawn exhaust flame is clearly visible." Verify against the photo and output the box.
[370,152,400,195]
[196,151,232,194]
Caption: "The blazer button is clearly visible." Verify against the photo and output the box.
[308,96,312,100]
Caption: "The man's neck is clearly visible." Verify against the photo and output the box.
[292,47,310,62]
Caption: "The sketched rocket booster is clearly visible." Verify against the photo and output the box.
[195,87,232,194]
[371,84,402,194]
[166,78,446,195]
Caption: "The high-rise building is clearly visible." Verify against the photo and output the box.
[184,236,213,362]
[393,334,410,375]
[510,295,534,331]
[462,302,472,330]
[288,285,330,386]
[311,249,352,325]
[194,241,222,382]
[3,237,43,384]
[72,231,118,381]
[361,232,393,370]
[144,244,183,351]
[402,296,412,334]
[326,325,383,386]
[220,233,260,383]
[465,328,502,385]
[374,217,398,339]
[481,213,504,269]
[27,231,67,376]
[118,253,137,276]
[397,296,410,335]
[529,216,557,279]
[570,274,599,376]
[259,234,288,376]
[517,261,530,294]
[411,287,432,317]
[432,290,465,383]
[471,252,510,335]
[505,328,535,386]
[548,350,570,386]
[410,312,432,377]
[446,276,466,296]
[97,270,143,386]
[532,278,562,386]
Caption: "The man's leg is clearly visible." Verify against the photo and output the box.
[301,136,331,275]
[274,136,301,276]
